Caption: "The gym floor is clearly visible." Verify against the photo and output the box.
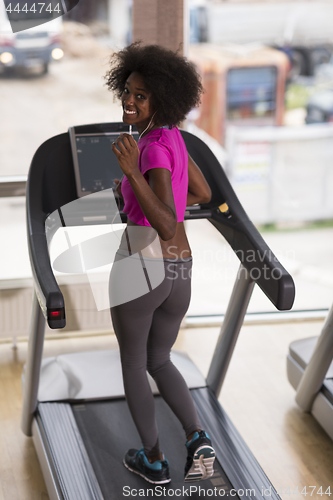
[0,320,332,500]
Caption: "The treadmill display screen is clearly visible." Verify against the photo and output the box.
[72,132,139,196]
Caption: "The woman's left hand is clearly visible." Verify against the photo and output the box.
[111,133,140,177]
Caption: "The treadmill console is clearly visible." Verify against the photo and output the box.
[69,122,139,197]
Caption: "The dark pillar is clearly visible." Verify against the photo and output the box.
[132,0,185,55]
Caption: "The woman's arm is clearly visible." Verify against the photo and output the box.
[187,153,212,206]
[126,168,177,241]
[112,134,177,241]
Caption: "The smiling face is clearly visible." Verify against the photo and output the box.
[121,72,155,135]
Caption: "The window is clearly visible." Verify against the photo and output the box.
[226,66,277,120]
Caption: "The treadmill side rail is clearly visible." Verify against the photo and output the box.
[32,418,64,500]
[192,388,282,500]
[286,354,304,391]
[295,305,333,411]
[312,390,333,441]
[37,403,105,500]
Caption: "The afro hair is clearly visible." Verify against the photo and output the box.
[104,43,203,126]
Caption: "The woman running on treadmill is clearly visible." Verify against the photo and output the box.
[105,43,216,484]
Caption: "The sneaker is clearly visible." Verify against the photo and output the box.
[123,447,171,484]
[184,431,216,482]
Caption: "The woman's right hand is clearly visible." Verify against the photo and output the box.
[113,178,123,200]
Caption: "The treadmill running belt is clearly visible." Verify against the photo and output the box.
[73,395,238,499]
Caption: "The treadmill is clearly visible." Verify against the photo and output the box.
[287,305,333,441]
[21,122,295,500]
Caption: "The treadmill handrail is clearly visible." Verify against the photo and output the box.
[26,134,67,329]
[181,130,295,311]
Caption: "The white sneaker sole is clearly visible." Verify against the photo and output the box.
[184,445,216,482]
[123,459,171,484]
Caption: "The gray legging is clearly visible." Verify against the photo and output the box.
[110,253,201,457]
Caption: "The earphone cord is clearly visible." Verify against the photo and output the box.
[111,114,156,244]
[139,111,157,140]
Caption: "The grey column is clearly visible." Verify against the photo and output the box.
[295,304,333,411]
[206,264,255,398]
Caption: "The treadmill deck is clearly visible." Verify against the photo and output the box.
[35,387,281,499]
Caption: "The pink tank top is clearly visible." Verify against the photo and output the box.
[121,126,188,226]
